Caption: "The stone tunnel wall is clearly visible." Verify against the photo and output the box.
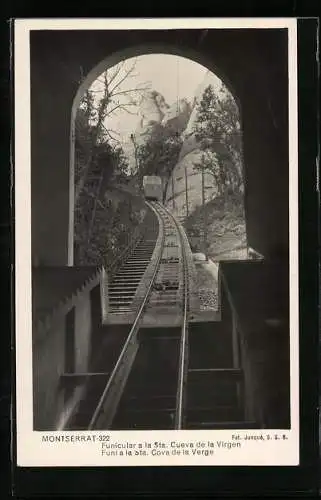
[33,287,97,430]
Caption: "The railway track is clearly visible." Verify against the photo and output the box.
[85,201,189,430]
[65,201,255,431]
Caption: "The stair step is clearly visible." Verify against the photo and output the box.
[126,260,150,263]
[111,280,141,284]
[116,271,145,274]
[112,277,141,281]
[123,261,149,265]
[109,295,135,299]
[109,301,134,305]
[114,274,144,278]
[109,286,138,290]
[109,305,133,309]
[109,301,135,305]
[109,308,132,311]
[123,262,148,266]
[109,308,133,311]
[120,266,146,269]
[112,276,142,279]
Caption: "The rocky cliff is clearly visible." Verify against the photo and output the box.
[164,71,222,219]
[134,90,192,146]
[164,71,247,261]
[123,90,192,171]
[162,98,192,134]
[134,90,169,146]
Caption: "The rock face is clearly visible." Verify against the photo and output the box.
[163,71,247,261]
[134,90,169,146]
[133,91,192,146]
[165,150,218,218]
[124,91,192,171]
[161,99,192,134]
[164,71,221,219]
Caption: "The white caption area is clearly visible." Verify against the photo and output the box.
[20,430,298,467]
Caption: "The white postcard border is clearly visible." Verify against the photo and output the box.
[14,17,299,467]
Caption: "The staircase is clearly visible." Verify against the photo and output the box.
[107,210,159,315]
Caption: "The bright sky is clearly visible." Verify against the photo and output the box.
[89,54,222,148]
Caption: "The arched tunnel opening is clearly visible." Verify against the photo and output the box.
[71,52,248,271]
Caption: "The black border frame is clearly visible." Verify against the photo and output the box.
[3,15,319,498]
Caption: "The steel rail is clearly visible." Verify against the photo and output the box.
[156,203,189,430]
[88,201,165,430]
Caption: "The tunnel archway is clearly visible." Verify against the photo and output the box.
[70,45,246,265]
[30,28,289,267]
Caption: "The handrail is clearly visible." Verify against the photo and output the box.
[88,201,165,430]
[106,206,153,278]
[107,226,142,277]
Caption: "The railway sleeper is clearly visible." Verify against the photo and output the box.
[150,290,180,298]
[152,281,180,288]
[154,292,180,298]
[148,299,181,306]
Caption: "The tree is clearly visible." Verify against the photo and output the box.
[75,59,151,202]
[192,84,243,196]
[73,59,152,265]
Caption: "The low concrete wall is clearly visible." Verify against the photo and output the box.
[219,259,290,428]
[33,316,66,430]
[33,292,94,430]
[75,291,92,373]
